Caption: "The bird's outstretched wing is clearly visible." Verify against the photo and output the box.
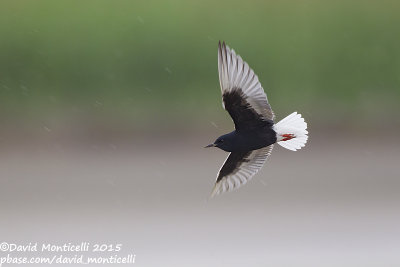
[211,145,274,197]
[218,41,274,130]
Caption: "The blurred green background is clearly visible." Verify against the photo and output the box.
[1,0,399,134]
[2,3,400,266]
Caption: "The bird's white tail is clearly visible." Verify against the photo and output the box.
[273,112,308,151]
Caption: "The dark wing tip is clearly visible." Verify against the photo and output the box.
[218,41,226,52]
[218,41,227,56]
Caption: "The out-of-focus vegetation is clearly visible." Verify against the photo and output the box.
[1,0,399,130]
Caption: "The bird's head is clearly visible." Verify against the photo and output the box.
[205,134,232,152]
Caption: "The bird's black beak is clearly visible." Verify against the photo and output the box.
[204,143,216,148]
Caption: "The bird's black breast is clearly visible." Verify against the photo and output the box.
[232,127,277,152]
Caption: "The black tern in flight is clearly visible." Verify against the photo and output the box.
[206,41,308,197]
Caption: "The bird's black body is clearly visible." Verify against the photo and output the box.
[214,127,277,152]
[211,89,277,152]
[207,41,308,196]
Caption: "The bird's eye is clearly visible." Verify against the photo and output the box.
[219,139,224,143]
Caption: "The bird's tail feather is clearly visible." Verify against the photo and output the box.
[273,112,308,151]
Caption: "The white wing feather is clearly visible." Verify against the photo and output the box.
[211,145,274,197]
[218,42,274,121]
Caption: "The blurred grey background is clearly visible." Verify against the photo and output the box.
[0,0,399,266]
